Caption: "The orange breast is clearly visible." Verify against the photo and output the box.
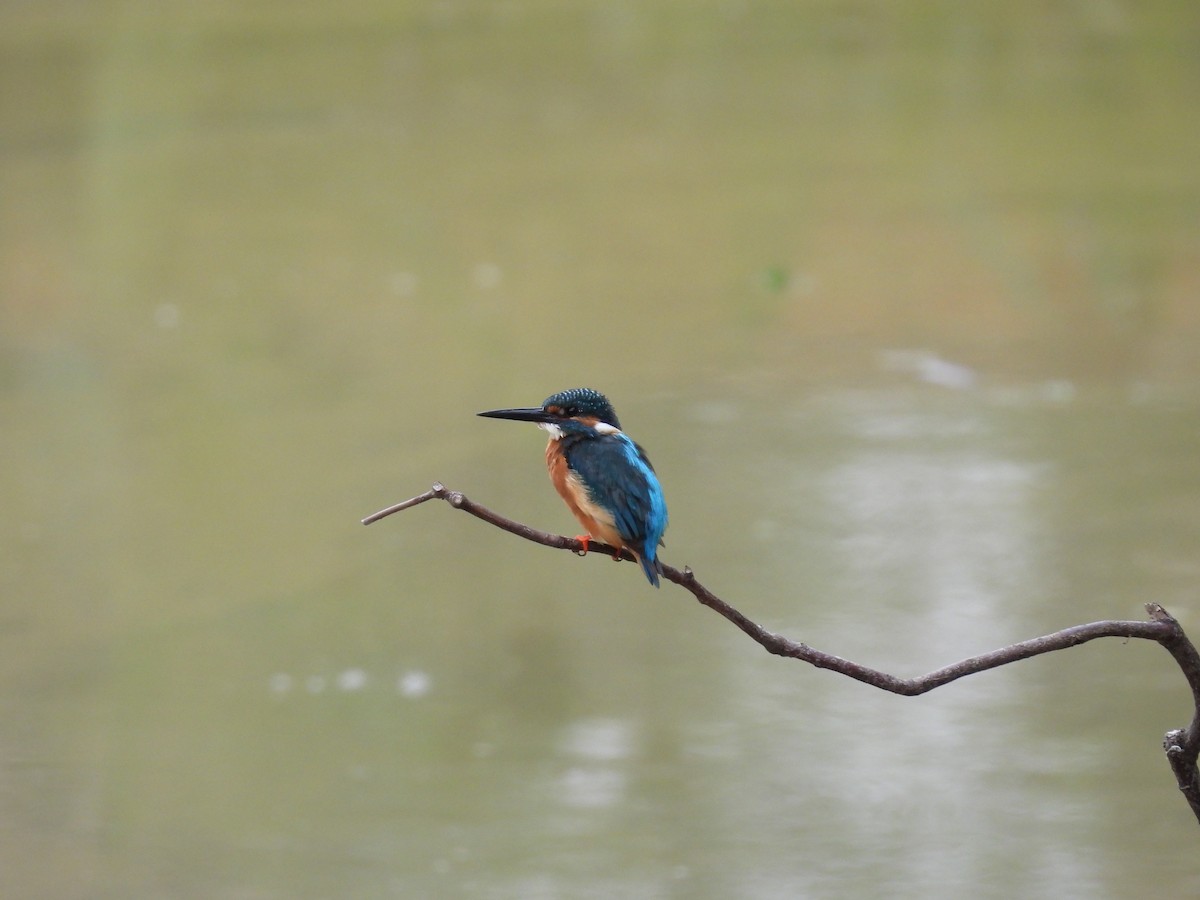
[545,439,625,549]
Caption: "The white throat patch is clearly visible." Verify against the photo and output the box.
[538,422,564,440]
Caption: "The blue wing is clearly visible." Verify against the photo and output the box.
[564,433,668,584]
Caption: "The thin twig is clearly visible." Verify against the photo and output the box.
[363,483,1200,827]
[360,484,443,524]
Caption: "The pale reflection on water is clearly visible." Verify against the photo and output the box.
[554,718,635,811]
[826,410,1044,656]
[706,389,1197,898]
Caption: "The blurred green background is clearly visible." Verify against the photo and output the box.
[3,2,1200,897]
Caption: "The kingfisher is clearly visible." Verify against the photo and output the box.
[477,388,669,587]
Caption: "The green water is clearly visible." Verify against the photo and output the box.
[3,2,1200,897]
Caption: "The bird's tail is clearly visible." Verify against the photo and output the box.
[639,551,662,588]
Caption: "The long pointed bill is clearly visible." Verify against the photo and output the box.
[476,406,555,423]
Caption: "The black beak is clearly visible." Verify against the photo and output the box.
[477,406,556,424]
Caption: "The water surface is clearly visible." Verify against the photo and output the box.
[3,3,1199,898]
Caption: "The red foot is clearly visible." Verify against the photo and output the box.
[574,534,592,556]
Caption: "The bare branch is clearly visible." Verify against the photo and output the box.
[360,485,443,524]
[363,483,1200,827]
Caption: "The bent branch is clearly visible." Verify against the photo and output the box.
[363,482,1200,827]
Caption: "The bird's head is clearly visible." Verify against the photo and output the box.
[477,387,622,438]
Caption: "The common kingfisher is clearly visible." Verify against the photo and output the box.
[478,388,669,587]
